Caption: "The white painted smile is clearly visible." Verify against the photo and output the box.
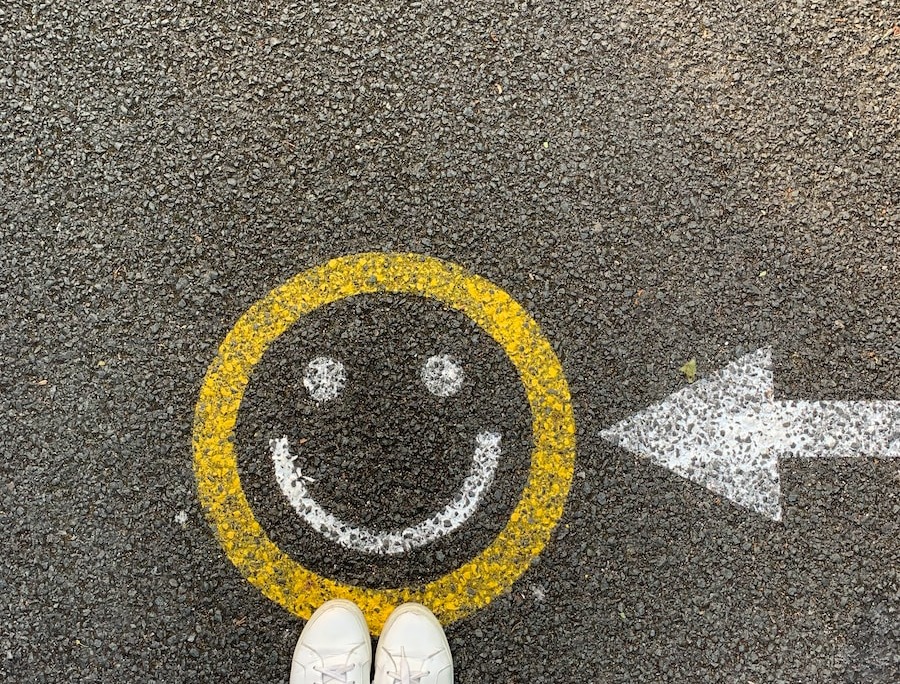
[269,431,502,555]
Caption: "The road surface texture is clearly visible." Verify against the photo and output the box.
[2,0,898,682]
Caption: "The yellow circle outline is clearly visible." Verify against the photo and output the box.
[193,252,576,633]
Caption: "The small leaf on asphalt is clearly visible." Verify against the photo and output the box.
[680,358,697,383]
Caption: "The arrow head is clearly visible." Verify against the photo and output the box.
[601,348,784,521]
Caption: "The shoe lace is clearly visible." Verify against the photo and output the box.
[385,648,432,684]
[313,662,355,683]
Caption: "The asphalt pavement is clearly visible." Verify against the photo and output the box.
[2,0,899,681]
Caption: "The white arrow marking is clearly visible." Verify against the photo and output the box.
[600,348,900,521]
[270,431,501,554]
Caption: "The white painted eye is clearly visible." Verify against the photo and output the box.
[303,357,346,402]
[421,354,464,397]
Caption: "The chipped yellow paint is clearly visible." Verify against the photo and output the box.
[193,252,576,633]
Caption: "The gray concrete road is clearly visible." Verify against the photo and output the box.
[2,0,899,681]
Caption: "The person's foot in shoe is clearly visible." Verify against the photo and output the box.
[290,599,372,684]
[373,603,453,684]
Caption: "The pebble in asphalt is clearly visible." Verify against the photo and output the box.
[1,0,899,681]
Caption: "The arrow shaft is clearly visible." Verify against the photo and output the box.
[774,400,900,459]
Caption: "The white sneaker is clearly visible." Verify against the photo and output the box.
[373,603,453,684]
[290,599,372,684]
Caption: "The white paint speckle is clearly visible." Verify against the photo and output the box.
[174,510,188,526]
[421,354,464,397]
[270,431,501,554]
[303,356,346,402]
